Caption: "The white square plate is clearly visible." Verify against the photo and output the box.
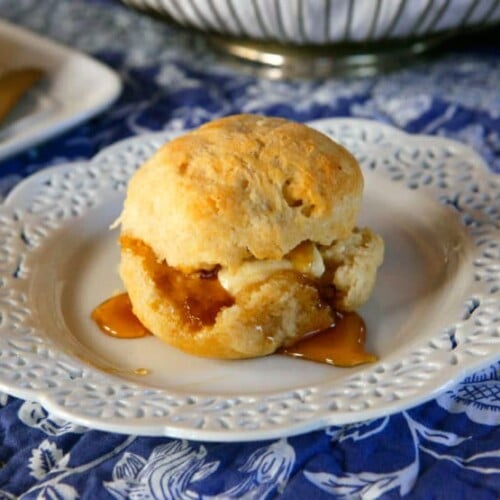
[0,19,121,161]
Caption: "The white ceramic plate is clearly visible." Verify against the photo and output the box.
[0,118,498,441]
[0,19,121,161]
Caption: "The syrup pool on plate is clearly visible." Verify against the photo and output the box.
[92,293,376,367]
[278,311,377,367]
[91,293,150,339]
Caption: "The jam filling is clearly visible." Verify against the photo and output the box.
[91,238,376,366]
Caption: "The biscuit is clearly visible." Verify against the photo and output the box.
[120,114,363,271]
[120,237,333,358]
[119,115,383,359]
[320,227,384,311]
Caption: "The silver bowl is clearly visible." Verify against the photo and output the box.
[122,0,500,77]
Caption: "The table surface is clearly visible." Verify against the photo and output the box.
[0,0,499,498]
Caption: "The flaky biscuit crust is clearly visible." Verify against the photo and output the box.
[120,114,363,271]
[321,227,385,311]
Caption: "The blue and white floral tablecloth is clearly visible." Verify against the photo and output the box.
[0,0,499,498]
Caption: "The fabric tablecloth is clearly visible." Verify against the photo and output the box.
[0,0,499,498]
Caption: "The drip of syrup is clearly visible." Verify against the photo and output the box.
[91,293,150,339]
[92,293,376,366]
[279,311,377,367]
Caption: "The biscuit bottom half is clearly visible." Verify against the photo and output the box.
[119,230,384,360]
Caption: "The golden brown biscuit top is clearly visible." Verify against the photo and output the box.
[120,114,364,271]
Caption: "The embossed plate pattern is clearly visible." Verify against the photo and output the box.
[0,118,498,441]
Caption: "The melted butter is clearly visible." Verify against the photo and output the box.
[279,311,377,367]
[218,241,325,295]
[92,293,150,339]
[120,236,234,330]
[218,259,291,295]
[286,241,325,277]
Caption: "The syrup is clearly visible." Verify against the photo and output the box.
[91,238,376,366]
[120,236,234,330]
[91,293,150,339]
[279,311,376,367]
[92,293,375,366]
